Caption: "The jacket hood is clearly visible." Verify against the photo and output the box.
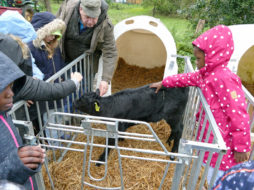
[0,10,37,43]
[96,0,108,26]
[31,12,66,48]
[192,25,234,75]
[100,0,108,18]
[0,33,32,76]
[0,51,25,93]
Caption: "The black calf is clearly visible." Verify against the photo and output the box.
[75,85,189,165]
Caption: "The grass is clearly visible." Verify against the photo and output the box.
[107,4,194,40]
[108,4,151,24]
[50,2,60,14]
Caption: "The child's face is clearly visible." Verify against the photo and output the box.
[194,46,205,70]
[44,35,58,44]
[0,83,14,111]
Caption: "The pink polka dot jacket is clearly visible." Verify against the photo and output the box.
[162,25,251,171]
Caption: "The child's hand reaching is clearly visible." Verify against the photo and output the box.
[150,81,162,93]
[18,145,46,169]
[71,72,83,83]
[234,151,249,163]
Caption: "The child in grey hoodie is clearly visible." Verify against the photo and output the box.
[0,51,45,190]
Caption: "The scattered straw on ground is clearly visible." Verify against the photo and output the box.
[42,58,206,189]
[42,121,176,189]
[111,57,165,93]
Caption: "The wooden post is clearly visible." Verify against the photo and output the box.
[43,0,52,13]
[195,19,205,35]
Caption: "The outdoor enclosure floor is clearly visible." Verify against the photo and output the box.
[42,58,206,189]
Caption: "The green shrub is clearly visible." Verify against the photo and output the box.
[185,0,254,28]
[174,30,196,73]
[142,0,180,15]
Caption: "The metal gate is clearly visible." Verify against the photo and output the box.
[8,54,254,190]
[8,53,93,190]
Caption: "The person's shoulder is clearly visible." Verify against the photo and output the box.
[215,68,242,85]
[102,17,114,30]
[213,67,232,78]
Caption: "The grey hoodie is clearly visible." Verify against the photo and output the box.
[0,51,38,190]
[0,39,77,189]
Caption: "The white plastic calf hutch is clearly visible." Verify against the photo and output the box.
[114,15,178,78]
[96,16,177,95]
[228,24,254,94]
[228,24,254,141]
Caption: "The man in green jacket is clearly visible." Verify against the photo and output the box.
[57,0,118,96]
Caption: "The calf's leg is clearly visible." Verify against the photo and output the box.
[97,138,115,166]
[97,122,134,166]
[166,118,184,160]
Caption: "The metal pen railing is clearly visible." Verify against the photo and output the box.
[8,54,254,190]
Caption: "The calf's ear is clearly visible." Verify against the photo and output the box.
[95,89,100,96]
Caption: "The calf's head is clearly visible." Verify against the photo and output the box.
[74,89,101,115]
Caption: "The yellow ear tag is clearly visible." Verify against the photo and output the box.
[94,102,100,112]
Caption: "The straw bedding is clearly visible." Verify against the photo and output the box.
[42,58,206,189]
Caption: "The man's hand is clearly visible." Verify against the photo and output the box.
[26,100,34,108]
[149,81,163,93]
[99,81,109,96]
[18,145,46,169]
[234,151,249,163]
[71,72,83,83]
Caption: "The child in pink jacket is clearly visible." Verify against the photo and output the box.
[150,25,251,182]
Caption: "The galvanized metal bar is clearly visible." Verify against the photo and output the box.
[24,103,31,121]
[187,149,204,190]
[84,57,88,93]
[35,102,43,135]
[249,145,254,160]
[87,131,108,181]
[43,157,54,190]
[194,107,204,140]
[208,152,224,190]
[198,152,213,190]
[198,115,208,142]
[81,134,89,190]
[115,134,124,190]
[171,163,185,190]
[12,120,45,190]
[57,133,78,163]
[79,60,84,96]
[158,162,171,190]
[87,55,91,92]
[198,138,215,190]
[45,54,86,82]
[83,182,121,190]
[120,155,183,164]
